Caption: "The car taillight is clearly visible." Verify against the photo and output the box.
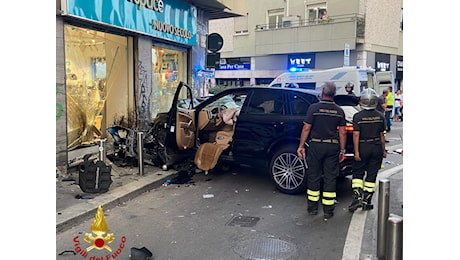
[345,125,354,132]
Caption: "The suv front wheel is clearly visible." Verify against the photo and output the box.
[269,145,308,194]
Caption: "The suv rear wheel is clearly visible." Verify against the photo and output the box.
[269,145,308,194]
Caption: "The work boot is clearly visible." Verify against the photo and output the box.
[323,211,334,220]
[362,191,374,210]
[323,205,335,220]
[348,188,363,212]
[307,201,318,215]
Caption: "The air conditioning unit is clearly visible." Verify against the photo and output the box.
[282,16,300,27]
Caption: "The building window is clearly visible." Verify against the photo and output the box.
[256,78,275,85]
[306,3,327,24]
[268,8,284,29]
[234,16,249,35]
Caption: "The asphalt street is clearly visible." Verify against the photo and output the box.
[55,122,403,260]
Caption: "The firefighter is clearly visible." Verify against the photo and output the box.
[297,82,347,220]
[348,88,387,212]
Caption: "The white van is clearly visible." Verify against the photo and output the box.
[268,66,376,96]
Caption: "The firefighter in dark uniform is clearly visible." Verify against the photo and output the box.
[348,88,387,212]
[297,82,347,220]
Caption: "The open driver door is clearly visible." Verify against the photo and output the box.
[167,82,196,151]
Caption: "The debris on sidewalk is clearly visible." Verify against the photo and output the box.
[130,246,153,260]
[75,194,95,200]
[163,170,195,186]
[394,148,403,155]
[58,250,76,256]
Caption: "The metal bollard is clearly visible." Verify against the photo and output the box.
[377,179,390,260]
[137,132,144,176]
[386,214,403,260]
[98,139,106,162]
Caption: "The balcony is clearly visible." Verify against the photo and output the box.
[252,14,365,55]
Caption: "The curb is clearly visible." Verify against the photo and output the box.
[342,164,403,260]
[56,169,177,233]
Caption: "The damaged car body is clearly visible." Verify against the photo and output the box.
[108,82,360,194]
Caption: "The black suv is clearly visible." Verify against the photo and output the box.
[108,82,358,194]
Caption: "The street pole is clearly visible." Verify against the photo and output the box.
[98,139,106,162]
[386,214,403,260]
[137,132,144,176]
[377,179,390,260]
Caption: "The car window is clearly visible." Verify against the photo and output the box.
[247,90,284,115]
[206,93,248,116]
[176,87,193,109]
[285,83,299,88]
[297,82,316,89]
[288,93,316,116]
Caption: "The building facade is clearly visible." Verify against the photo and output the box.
[209,0,403,89]
[56,0,242,172]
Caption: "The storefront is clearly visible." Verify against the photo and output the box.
[56,0,200,166]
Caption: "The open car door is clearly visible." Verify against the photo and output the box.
[167,82,196,150]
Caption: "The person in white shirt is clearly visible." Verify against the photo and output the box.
[393,89,403,121]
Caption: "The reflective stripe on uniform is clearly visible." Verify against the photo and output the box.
[322,198,335,205]
[352,178,364,189]
[322,191,336,205]
[363,181,376,192]
[307,189,320,201]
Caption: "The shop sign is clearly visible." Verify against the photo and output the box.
[287,54,315,70]
[376,61,390,71]
[216,64,250,70]
[196,69,215,78]
[375,53,391,72]
[396,56,403,79]
[64,0,196,45]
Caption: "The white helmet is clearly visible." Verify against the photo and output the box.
[359,88,378,110]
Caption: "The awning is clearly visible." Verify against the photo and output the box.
[181,0,243,19]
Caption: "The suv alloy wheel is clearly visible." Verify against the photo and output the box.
[269,145,308,194]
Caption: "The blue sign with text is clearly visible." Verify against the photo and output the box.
[65,0,197,45]
[216,64,251,70]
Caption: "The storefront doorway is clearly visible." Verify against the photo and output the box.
[64,25,133,150]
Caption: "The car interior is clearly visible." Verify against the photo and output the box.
[175,92,247,173]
